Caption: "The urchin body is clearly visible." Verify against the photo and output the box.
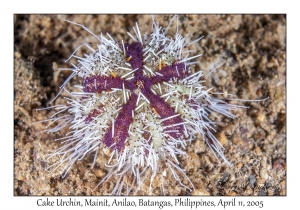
[41,17,244,195]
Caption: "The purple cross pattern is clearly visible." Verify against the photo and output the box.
[83,42,189,151]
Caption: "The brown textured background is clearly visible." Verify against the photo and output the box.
[14,14,286,196]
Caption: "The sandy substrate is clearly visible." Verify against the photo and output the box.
[14,14,286,196]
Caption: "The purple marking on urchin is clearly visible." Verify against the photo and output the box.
[150,62,187,84]
[124,42,143,71]
[85,105,103,124]
[83,76,124,93]
[104,93,138,151]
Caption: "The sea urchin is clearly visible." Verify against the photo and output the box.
[37,15,251,195]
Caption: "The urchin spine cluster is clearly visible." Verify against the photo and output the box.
[38,16,248,195]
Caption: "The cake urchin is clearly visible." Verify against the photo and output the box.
[38,15,247,195]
